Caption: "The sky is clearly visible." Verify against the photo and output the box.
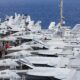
[0,0,53,7]
[0,0,58,8]
[0,0,79,6]
[0,0,54,4]
[0,0,79,3]
[0,0,79,27]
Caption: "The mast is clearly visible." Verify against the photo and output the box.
[60,0,64,27]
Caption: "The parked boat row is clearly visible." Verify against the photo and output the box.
[0,13,80,80]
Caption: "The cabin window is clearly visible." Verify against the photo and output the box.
[22,65,32,69]
[33,64,53,67]
[4,79,9,80]
[0,66,10,70]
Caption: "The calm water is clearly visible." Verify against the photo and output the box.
[0,0,80,28]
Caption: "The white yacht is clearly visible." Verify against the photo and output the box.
[0,0,80,80]
[27,67,76,80]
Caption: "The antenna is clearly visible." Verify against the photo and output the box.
[60,0,64,27]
